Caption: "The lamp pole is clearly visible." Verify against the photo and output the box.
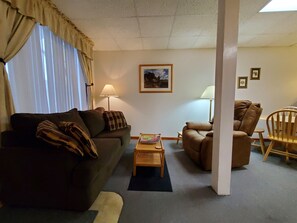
[209,98,213,123]
[107,96,110,111]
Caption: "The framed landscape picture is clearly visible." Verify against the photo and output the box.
[238,76,248,89]
[139,64,173,93]
[250,68,261,80]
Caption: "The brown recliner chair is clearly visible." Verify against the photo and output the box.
[182,100,262,170]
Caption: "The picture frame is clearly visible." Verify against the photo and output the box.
[250,68,261,80]
[139,64,173,93]
[238,76,248,89]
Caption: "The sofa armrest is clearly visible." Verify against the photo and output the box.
[186,122,213,131]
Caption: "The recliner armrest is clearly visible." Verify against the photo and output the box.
[204,130,248,138]
[186,122,213,131]
[233,131,248,138]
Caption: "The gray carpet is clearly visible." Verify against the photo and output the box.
[103,140,297,223]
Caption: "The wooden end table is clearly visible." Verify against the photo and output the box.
[133,134,165,177]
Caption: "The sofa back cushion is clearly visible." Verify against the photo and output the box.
[103,111,128,131]
[11,108,90,143]
[79,109,105,137]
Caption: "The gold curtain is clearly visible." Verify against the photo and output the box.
[0,0,94,134]
[0,1,35,133]
[2,0,94,60]
[78,52,94,109]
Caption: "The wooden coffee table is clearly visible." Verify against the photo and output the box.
[133,134,165,177]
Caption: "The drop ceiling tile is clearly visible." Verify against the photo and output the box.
[197,15,217,36]
[53,0,297,50]
[135,0,179,16]
[72,20,111,38]
[115,38,143,50]
[239,13,291,35]
[93,0,136,17]
[172,15,217,37]
[238,35,256,46]
[52,0,136,19]
[194,36,216,48]
[52,0,99,19]
[168,37,197,49]
[103,18,140,38]
[93,38,120,51]
[239,0,270,23]
[176,0,217,16]
[139,17,174,37]
[142,37,169,50]
[268,34,297,47]
[171,15,204,37]
[238,35,284,47]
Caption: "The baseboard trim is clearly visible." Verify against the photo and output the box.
[131,136,270,141]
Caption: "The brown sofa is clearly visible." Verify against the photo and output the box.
[0,107,130,211]
[182,100,262,170]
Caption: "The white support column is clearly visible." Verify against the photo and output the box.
[211,0,240,195]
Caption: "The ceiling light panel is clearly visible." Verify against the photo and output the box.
[260,0,297,12]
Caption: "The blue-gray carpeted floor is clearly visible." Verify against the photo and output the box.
[103,140,297,223]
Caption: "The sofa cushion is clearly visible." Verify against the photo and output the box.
[94,125,131,146]
[79,110,105,137]
[11,108,90,140]
[59,122,98,159]
[103,111,128,131]
[36,120,84,156]
[71,138,122,187]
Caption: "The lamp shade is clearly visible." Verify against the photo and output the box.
[100,84,118,97]
[201,85,215,99]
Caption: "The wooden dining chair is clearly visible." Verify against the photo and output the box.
[263,109,297,161]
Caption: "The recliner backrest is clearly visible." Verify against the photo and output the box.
[239,103,262,136]
[232,100,262,135]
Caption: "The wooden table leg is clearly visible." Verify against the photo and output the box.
[160,150,165,178]
[258,131,265,155]
[252,129,266,155]
[176,131,182,144]
[133,150,137,176]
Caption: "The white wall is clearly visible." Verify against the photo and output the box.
[93,47,297,137]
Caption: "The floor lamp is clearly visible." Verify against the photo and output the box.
[100,84,118,111]
[201,85,215,122]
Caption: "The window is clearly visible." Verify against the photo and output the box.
[6,24,88,113]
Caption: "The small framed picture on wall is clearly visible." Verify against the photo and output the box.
[238,76,248,89]
[250,68,261,80]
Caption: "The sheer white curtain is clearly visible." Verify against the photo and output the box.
[6,24,87,113]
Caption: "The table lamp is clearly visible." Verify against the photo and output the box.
[100,84,118,111]
[201,85,215,122]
